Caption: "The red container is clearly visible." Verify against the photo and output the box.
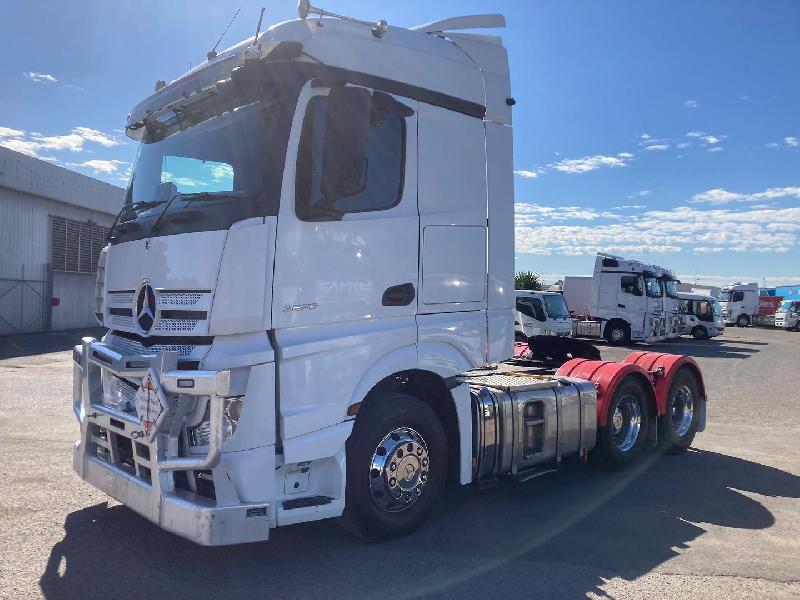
[758,296,783,316]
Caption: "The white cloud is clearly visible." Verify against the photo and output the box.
[707,147,723,153]
[786,137,799,147]
[72,127,121,147]
[614,204,647,210]
[644,144,670,151]
[515,192,800,257]
[639,133,651,140]
[691,186,800,204]
[514,170,539,180]
[67,159,128,174]
[551,154,632,174]
[23,71,57,83]
[684,100,698,108]
[686,131,705,138]
[617,152,634,159]
[676,142,691,149]
[766,142,780,148]
[701,135,722,144]
[0,125,124,159]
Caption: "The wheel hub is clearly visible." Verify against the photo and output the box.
[369,427,429,513]
[671,385,694,437]
[611,394,641,452]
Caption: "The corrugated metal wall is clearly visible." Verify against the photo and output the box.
[0,178,120,334]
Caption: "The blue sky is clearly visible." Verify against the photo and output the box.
[1,1,798,286]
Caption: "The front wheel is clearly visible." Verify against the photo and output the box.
[691,326,709,340]
[342,393,447,541]
[658,368,701,454]
[593,376,650,470]
[736,314,750,327]
[605,321,631,346]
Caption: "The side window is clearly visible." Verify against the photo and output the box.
[531,298,547,322]
[296,90,406,221]
[732,291,744,302]
[516,298,535,319]
[621,275,643,296]
[696,301,712,322]
[679,299,690,314]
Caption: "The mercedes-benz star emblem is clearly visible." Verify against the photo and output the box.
[135,283,157,335]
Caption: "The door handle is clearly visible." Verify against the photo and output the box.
[618,303,625,308]
[382,283,416,307]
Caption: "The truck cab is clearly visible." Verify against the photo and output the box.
[585,253,667,344]
[774,299,800,331]
[659,269,682,339]
[718,282,759,327]
[514,290,573,340]
[677,292,724,340]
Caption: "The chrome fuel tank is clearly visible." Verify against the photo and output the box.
[462,371,597,485]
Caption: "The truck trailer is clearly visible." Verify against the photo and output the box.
[71,5,707,546]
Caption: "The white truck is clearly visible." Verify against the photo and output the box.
[563,254,674,345]
[71,5,707,546]
[774,298,800,331]
[718,282,760,327]
[514,290,573,340]
[677,292,725,340]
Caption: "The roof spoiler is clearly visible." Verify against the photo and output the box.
[410,14,506,34]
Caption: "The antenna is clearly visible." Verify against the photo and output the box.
[297,0,388,38]
[252,7,266,47]
[207,6,241,61]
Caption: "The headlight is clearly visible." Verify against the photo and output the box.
[188,396,244,446]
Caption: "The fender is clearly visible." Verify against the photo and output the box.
[416,340,477,379]
[347,344,419,412]
[622,351,706,417]
[556,358,654,426]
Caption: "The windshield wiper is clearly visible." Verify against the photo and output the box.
[108,200,166,241]
[149,191,249,234]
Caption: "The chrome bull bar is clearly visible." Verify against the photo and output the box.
[74,336,229,472]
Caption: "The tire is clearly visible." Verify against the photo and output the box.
[605,321,631,346]
[691,326,709,340]
[593,375,650,470]
[341,393,447,541]
[736,314,750,327]
[658,368,701,454]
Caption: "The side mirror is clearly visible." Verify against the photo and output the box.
[322,86,371,199]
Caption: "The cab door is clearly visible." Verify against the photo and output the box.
[272,84,419,439]
[619,275,647,338]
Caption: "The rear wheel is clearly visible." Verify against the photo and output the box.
[593,376,650,469]
[342,393,447,541]
[605,321,631,346]
[691,326,709,340]
[658,368,701,454]
[736,314,750,327]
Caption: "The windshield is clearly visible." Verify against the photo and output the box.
[543,294,569,318]
[664,280,679,299]
[718,292,732,302]
[712,301,722,317]
[645,277,662,298]
[111,92,295,244]
[778,300,792,311]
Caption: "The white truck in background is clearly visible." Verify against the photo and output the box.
[718,282,760,327]
[514,290,573,340]
[774,298,800,331]
[677,293,724,340]
[563,254,675,345]
[70,5,707,547]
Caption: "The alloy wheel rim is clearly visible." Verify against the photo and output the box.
[611,394,642,452]
[369,427,429,513]
[671,385,694,437]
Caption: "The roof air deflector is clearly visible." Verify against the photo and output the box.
[410,14,506,34]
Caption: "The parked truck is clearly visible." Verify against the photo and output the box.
[563,254,678,344]
[677,292,724,340]
[774,298,800,331]
[71,5,707,546]
[718,282,760,327]
[514,290,573,340]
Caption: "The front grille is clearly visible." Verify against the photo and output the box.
[155,319,200,333]
[106,288,212,336]
[159,291,204,306]
[106,332,210,361]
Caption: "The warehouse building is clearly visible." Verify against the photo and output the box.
[0,147,124,334]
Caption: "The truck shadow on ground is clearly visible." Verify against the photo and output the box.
[0,328,106,360]
[40,450,800,600]
[597,338,764,360]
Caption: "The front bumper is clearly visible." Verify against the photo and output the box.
[72,337,271,545]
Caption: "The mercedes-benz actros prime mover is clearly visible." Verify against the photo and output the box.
[72,4,707,546]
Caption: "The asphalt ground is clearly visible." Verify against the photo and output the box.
[1,326,798,599]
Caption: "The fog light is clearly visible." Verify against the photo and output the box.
[188,396,244,446]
